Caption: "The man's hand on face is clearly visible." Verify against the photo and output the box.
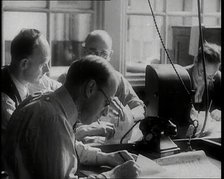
[210,109,221,121]
[109,97,134,122]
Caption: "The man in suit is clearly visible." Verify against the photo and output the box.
[1,28,51,146]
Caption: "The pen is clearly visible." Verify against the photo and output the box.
[118,152,126,162]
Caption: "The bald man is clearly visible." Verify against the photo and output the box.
[75,30,145,144]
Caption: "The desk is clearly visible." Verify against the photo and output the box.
[173,138,221,169]
[79,138,221,177]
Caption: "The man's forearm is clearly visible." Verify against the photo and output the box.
[75,123,104,140]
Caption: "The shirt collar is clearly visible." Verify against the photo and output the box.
[54,86,78,126]
[10,73,28,101]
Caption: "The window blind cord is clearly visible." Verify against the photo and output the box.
[197,0,209,137]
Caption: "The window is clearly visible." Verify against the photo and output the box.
[2,0,103,79]
[125,0,221,76]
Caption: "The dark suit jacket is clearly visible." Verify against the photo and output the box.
[1,66,22,108]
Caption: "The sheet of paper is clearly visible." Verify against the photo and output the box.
[136,154,174,178]
[136,150,221,178]
[136,154,165,176]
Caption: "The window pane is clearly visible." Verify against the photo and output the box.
[182,17,199,26]
[128,0,165,12]
[167,0,198,12]
[203,0,220,13]
[203,17,220,26]
[167,16,198,27]
[51,1,92,10]
[167,0,184,11]
[3,0,46,8]
[51,13,93,66]
[126,15,163,73]
[3,12,47,65]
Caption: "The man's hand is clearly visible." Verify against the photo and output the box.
[210,109,221,121]
[102,150,137,167]
[110,97,134,122]
[96,121,115,139]
[102,160,140,178]
[96,150,137,167]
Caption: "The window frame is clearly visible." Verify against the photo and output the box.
[2,1,104,78]
[104,0,221,87]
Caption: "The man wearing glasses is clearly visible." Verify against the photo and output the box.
[75,30,146,144]
[185,42,221,121]
[4,55,141,179]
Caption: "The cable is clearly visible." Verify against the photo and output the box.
[196,0,209,137]
[147,0,192,103]
[120,120,142,144]
[147,0,209,138]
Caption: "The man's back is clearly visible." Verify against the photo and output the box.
[4,87,78,179]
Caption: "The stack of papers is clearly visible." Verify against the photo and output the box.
[136,150,221,178]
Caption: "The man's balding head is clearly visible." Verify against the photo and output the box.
[64,55,118,124]
[83,30,113,61]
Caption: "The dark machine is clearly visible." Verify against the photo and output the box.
[138,64,193,150]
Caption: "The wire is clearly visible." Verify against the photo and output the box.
[147,0,192,103]
[196,0,209,137]
[120,120,142,144]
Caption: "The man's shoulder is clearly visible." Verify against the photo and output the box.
[1,66,11,84]
[215,70,221,78]
[114,70,129,84]
[1,66,22,105]
[17,92,56,113]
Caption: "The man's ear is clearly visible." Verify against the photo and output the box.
[85,79,97,98]
[20,58,29,70]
